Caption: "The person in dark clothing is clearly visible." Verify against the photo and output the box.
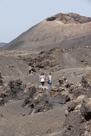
[47,73,52,87]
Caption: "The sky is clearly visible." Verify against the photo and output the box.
[0,0,91,43]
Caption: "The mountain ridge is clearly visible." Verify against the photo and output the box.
[0,43,7,47]
[1,13,91,51]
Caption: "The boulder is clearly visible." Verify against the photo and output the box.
[0,71,4,84]
[75,95,86,103]
[29,66,36,74]
[80,98,91,121]
[68,101,76,112]
[81,72,91,87]
[22,86,53,114]
[0,79,26,106]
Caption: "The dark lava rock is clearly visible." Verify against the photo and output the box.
[80,98,91,121]
[63,73,91,136]
[29,66,36,74]
[81,72,91,88]
[0,79,26,106]
[50,86,70,104]
[7,79,26,99]
[67,101,76,112]
[22,86,53,114]
[46,13,91,24]
[0,71,4,84]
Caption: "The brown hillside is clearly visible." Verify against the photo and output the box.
[1,13,91,51]
[1,13,91,136]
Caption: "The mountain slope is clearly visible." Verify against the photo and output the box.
[0,55,29,76]
[0,43,7,47]
[1,13,91,51]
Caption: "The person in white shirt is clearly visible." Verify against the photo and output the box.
[39,73,45,86]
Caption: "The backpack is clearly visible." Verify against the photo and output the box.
[41,77,45,82]
[46,76,50,82]
[46,78,49,82]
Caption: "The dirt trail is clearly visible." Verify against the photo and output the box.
[53,66,91,84]
[3,66,91,87]
[0,100,66,136]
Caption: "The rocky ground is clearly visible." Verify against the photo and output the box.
[0,46,91,135]
[0,69,91,135]
[0,12,91,136]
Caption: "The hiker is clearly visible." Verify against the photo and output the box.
[47,73,52,87]
[39,73,46,86]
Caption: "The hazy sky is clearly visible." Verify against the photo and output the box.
[0,0,91,43]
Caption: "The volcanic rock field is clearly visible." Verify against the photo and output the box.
[0,13,91,136]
